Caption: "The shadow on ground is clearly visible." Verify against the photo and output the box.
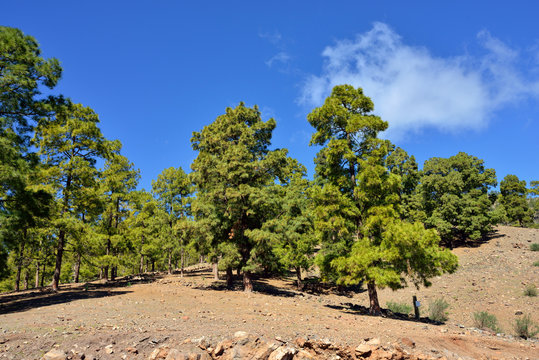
[327,302,443,325]
[0,273,165,315]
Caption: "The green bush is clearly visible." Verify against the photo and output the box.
[473,311,501,333]
[386,301,413,315]
[531,243,539,251]
[428,298,449,322]
[523,284,537,297]
[533,261,539,267]
[514,314,539,339]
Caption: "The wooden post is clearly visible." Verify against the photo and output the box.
[413,295,420,320]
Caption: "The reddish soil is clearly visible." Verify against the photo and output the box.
[0,225,537,359]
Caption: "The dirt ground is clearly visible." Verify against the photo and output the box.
[0,226,537,359]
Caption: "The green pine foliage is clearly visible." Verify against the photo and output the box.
[190,103,305,291]
[500,175,533,227]
[419,152,498,247]
[308,85,457,314]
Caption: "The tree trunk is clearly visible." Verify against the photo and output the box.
[40,263,46,287]
[53,174,72,292]
[180,247,185,277]
[104,238,111,281]
[23,270,29,290]
[151,260,155,272]
[15,241,25,292]
[226,267,233,288]
[111,266,117,281]
[168,250,172,274]
[35,261,40,288]
[367,281,381,315]
[73,252,81,283]
[212,262,219,280]
[139,234,145,274]
[295,266,303,290]
[51,229,65,292]
[243,271,253,292]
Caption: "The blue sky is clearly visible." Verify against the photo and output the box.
[2,1,538,190]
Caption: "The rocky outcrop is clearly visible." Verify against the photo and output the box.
[143,332,436,360]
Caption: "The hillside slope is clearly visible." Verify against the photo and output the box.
[0,226,537,359]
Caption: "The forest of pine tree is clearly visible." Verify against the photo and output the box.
[1,26,537,314]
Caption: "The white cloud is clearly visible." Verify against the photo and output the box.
[265,52,291,68]
[259,31,282,45]
[300,22,539,138]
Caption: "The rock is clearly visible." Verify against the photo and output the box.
[126,347,138,354]
[105,345,114,354]
[42,349,67,360]
[149,347,170,360]
[234,331,249,338]
[268,346,297,360]
[366,338,380,346]
[515,310,523,315]
[187,354,200,360]
[165,349,186,360]
[199,353,211,360]
[196,337,210,350]
[295,337,306,348]
[252,342,279,360]
[355,344,373,357]
[213,339,233,357]
[295,349,314,359]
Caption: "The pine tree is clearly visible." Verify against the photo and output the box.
[309,85,457,314]
[0,26,61,278]
[152,167,193,275]
[99,146,140,280]
[34,103,111,291]
[500,174,533,226]
[191,103,292,291]
[420,152,498,246]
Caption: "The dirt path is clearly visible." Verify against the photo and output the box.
[0,226,537,359]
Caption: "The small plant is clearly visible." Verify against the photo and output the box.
[530,243,539,251]
[386,301,413,315]
[428,298,449,322]
[473,311,501,333]
[514,314,539,339]
[533,261,539,267]
[523,284,537,297]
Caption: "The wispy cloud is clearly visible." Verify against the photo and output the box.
[265,52,291,68]
[259,30,293,71]
[259,31,282,45]
[300,22,539,138]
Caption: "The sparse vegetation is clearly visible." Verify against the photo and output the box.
[473,311,501,333]
[386,301,413,315]
[530,243,539,251]
[533,260,539,266]
[428,298,450,322]
[523,284,537,297]
[514,314,539,339]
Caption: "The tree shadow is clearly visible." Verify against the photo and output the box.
[0,273,164,315]
[446,228,505,249]
[326,302,443,325]
[299,277,366,297]
[0,288,129,315]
